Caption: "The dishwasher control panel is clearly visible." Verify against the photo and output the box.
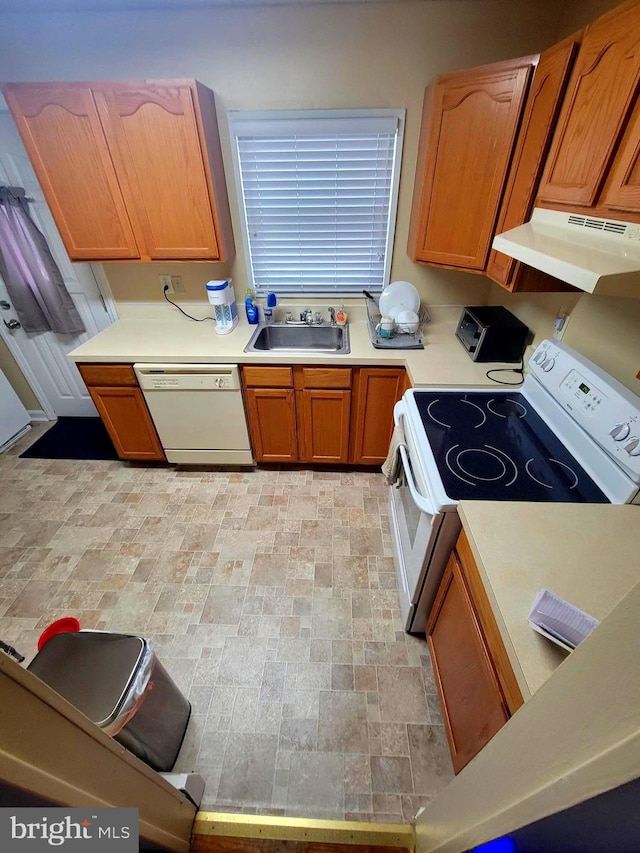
[134,364,240,392]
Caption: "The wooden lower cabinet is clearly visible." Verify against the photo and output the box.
[244,388,298,463]
[427,530,523,774]
[77,363,165,462]
[242,364,406,465]
[351,367,407,464]
[298,389,351,463]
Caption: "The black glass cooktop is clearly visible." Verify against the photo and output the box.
[413,391,608,503]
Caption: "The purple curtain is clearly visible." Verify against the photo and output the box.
[0,187,85,335]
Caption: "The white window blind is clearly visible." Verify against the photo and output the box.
[229,110,404,296]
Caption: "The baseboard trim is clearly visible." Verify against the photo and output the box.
[27,410,51,423]
[193,812,414,848]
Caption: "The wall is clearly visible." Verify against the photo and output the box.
[0,0,562,311]
[2,0,636,400]
[0,336,39,409]
[487,0,640,393]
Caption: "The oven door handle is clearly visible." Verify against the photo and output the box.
[398,444,436,517]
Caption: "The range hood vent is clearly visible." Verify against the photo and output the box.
[492,208,640,297]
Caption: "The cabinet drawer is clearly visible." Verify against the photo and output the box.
[297,367,352,389]
[78,363,137,387]
[243,366,293,388]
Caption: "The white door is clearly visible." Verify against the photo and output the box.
[0,112,114,418]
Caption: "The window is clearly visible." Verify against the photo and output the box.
[228,109,404,296]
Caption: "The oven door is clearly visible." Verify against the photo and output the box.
[389,402,461,634]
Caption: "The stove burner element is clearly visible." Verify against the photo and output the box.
[426,397,487,429]
[525,458,579,490]
[446,444,518,487]
[487,397,528,419]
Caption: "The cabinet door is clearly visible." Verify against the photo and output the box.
[298,389,351,464]
[602,98,640,212]
[87,386,165,461]
[427,552,509,774]
[487,39,578,290]
[538,0,640,209]
[94,83,221,260]
[351,367,405,464]
[245,388,298,463]
[2,84,140,261]
[409,58,533,270]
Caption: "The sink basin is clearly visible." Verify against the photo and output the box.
[244,323,350,354]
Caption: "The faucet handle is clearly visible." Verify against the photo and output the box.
[314,311,323,325]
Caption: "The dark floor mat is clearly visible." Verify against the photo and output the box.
[20,417,119,461]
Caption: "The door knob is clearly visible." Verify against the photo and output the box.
[3,318,20,329]
[0,300,10,310]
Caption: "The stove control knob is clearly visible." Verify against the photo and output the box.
[624,437,640,456]
[533,350,546,365]
[609,423,631,441]
[541,357,555,372]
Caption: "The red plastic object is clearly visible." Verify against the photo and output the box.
[37,617,81,651]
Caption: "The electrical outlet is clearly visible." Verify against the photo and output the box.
[171,275,185,293]
[159,274,173,294]
[553,308,570,340]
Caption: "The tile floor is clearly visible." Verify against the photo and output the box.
[0,424,454,823]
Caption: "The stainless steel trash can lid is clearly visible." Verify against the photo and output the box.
[28,632,146,728]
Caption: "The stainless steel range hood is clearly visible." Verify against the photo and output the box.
[492,208,640,298]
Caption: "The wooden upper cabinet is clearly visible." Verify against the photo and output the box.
[408,57,535,271]
[538,0,640,210]
[487,39,579,291]
[2,85,139,260]
[94,84,221,260]
[602,95,640,213]
[2,79,234,263]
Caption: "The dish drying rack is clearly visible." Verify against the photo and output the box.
[365,298,430,349]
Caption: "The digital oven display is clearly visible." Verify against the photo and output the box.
[579,382,590,395]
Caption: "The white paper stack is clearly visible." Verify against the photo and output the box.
[528,588,599,651]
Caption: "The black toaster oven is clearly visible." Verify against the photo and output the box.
[455,306,528,362]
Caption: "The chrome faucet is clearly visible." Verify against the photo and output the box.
[328,307,336,326]
[301,308,314,325]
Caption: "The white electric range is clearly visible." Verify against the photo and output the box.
[389,339,640,633]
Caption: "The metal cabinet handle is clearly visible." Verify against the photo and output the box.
[3,318,20,329]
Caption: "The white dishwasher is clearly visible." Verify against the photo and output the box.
[134,364,253,465]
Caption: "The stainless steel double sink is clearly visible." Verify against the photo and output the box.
[244,322,350,354]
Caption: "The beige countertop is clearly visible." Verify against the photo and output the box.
[68,304,526,387]
[459,501,640,700]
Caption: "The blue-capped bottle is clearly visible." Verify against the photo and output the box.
[245,289,259,324]
[263,291,277,324]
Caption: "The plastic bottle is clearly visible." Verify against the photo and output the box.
[264,291,277,324]
[245,289,259,324]
[336,301,348,326]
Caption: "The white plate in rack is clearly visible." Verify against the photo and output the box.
[378,280,420,319]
